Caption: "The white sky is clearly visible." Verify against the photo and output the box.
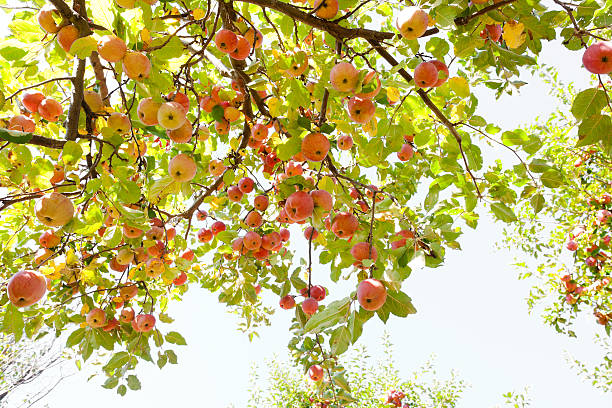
[4,7,612,408]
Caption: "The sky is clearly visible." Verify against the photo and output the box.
[4,7,612,408]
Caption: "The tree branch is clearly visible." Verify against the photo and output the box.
[454,0,518,26]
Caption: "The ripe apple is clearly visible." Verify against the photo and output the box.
[279,295,296,309]
[35,192,74,227]
[430,60,449,87]
[97,35,127,63]
[244,27,263,49]
[414,61,438,88]
[252,123,268,141]
[347,96,375,124]
[120,307,135,323]
[302,297,319,315]
[238,177,255,193]
[308,364,324,381]
[7,270,47,307]
[286,51,309,77]
[304,226,319,240]
[37,5,60,33]
[583,41,612,74]
[228,185,244,202]
[280,228,290,241]
[229,35,251,60]
[9,115,36,133]
[244,231,262,251]
[215,29,238,53]
[181,249,195,261]
[351,242,378,268]
[39,230,61,248]
[120,284,138,300]
[245,211,263,228]
[331,211,358,238]
[397,144,414,161]
[310,189,333,212]
[146,257,165,278]
[330,62,359,93]
[136,313,156,332]
[168,153,197,182]
[211,221,226,235]
[124,51,151,81]
[173,271,188,286]
[157,101,187,130]
[285,191,315,221]
[337,134,353,150]
[395,7,429,40]
[167,120,193,143]
[313,0,338,19]
[57,25,79,53]
[254,195,269,211]
[137,97,161,126]
[301,132,330,162]
[208,159,226,176]
[167,91,190,113]
[197,228,213,243]
[310,285,326,301]
[38,98,63,122]
[357,278,387,311]
[262,232,281,250]
[355,71,382,99]
[107,112,131,134]
[116,247,134,265]
[21,90,45,113]
[480,24,502,42]
[285,161,303,177]
[86,308,107,328]
[84,90,104,113]
[123,224,143,238]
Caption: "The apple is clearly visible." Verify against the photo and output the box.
[124,51,151,81]
[208,159,226,176]
[337,134,354,151]
[127,140,147,158]
[351,242,378,268]
[254,195,269,211]
[116,247,135,265]
[244,27,263,49]
[252,123,268,141]
[285,191,315,221]
[35,192,74,227]
[9,115,36,133]
[280,228,290,241]
[414,61,438,88]
[120,307,135,323]
[308,364,324,381]
[238,177,255,193]
[395,6,429,40]
[583,41,612,74]
[302,297,319,315]
[173,272,188,286]
[167,120,193,143]
[301,132,330,162]
[196,210,208,221]
[137,97,161,126]
[430,60,449,87]
[37,5,60,33]
[286,51,309,77]
[7,270,47,307]
[355,71,382,99]
[347,96,375,124]
[120,284,138,300]
[39,230,61,248]
[480,24,502,42]
[243,231,262,251]
[103,318,119,332]
[313,0,338,19]
[211,221,226,235]
[168,153,197,182]
[304,226,318,240]
[157,102,187,130]
[136,313,156,332]
[330,62,359,93]
[228,185,244,202]
[181,249,195,261]
[331,211,358,238]
[245,211,263,228]
[146,258,165,278]
[84,90,104,113]
[21,90,45,113]
[310,189,333,212]
[57,25,79,53]
[97,35,127,63]
[397,144,414,161]
[166,91,190,113]
[197,228,213,243]
[86,308,107,328]
[262,232,281,250]
[279,295,296,309]
[229,35,252,60]
[310,285,326,301]
[123,224,143,238]
[215,29,238,53]
[107,112,131,135]
[38,98,63,122]
[357,278,387,311]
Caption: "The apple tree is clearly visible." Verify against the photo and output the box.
[0,0,609,404]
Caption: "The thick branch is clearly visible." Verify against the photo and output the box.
[65,58,86,141]
[89,52,109,105]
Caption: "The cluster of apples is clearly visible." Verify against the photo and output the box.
[583,41,612,75]
[199,84,247,137]
[413,60,449,89]
[386,389,407,407]
[97,35,151,81]
[214,26,263,61]
[18,90,63,124]
[329,62,380,124]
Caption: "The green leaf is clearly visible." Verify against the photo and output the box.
[165,331,187,345]
[3,304,24,341]
[127,375,141,390]
[384,290,417,317]
[62,141,83,166]
[0,46,27,61]
[572,88,607,120]
[104,352,130,371]
[117,384,127,396]
[0,128,33,144]
[490,202,518,223]
[102,377,119,389]
[90,0,115,29]
[530,193,545,213]
[211,104,225,122]
[69,36,98,59]
[329,326,350,355]
[333,372,351,393]
[540,169,563,188]
[66,327,86,347]
[166,349,178,364]
[577,114,612,147]
[303,298,351,333]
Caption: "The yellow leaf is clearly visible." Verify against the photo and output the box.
[448,77,470,98]
[503,21,526,49]
[141,28,151,44]
[387,87,400,103]
[192,8,205,20]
